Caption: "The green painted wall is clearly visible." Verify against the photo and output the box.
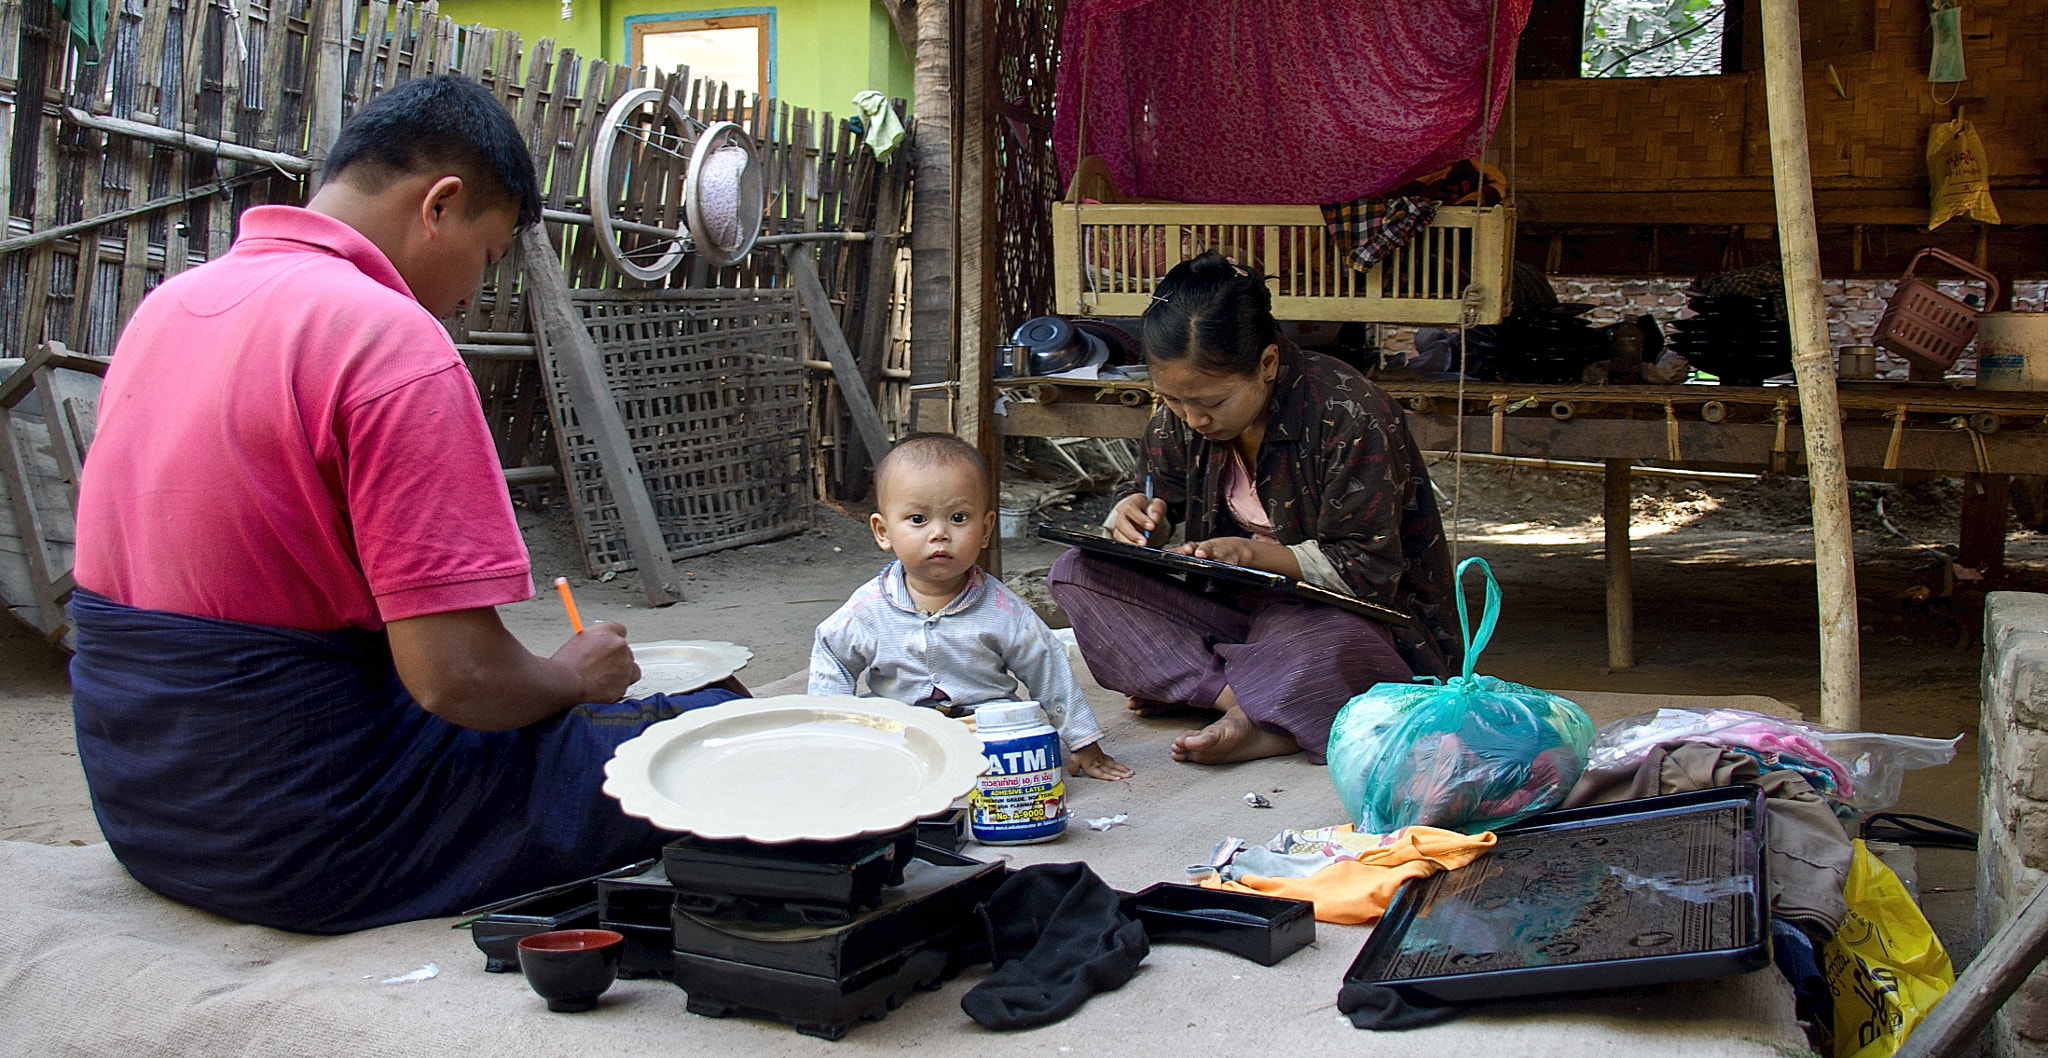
[431,0,911,120]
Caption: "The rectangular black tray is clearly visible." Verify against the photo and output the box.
[674,921,982,1041]
[1345,785,1771,1004]
[1122,883,1315,966]
[916,806,969,852]
[1035,523,1416,626]
[595,862,681,979]
[661,826,920,914]
[469,885,601,973]
[669,843,1006,978]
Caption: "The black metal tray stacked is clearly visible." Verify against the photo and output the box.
[666,840,1007,1039]
[1463,303,1609,384]
[1670,293,1793,385]
[471,819,1318,1039]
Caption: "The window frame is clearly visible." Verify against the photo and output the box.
[625,9,775,104]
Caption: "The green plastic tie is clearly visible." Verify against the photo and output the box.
[1452,555,1502,683]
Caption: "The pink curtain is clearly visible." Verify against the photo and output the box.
[1053,0,1533,205]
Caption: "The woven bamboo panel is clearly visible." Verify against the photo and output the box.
[1511,73,1754,188]
[1513,0,2048,193]
[540,290,812,574]
[987,0,1062,330]
[1051,202,1514,325]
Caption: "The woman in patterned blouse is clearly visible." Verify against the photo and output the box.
[1048,252,1457,764]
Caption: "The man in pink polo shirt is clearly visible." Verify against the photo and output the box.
[68,74,737,933]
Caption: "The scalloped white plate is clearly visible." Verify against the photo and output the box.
[626,640,753,698]
[601,694,988,843]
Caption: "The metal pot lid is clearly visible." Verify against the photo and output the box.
[1012,315,1078,353]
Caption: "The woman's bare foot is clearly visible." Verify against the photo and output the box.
[1171,703,1299,764]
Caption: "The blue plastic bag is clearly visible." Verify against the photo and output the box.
[1327,556,1594,835]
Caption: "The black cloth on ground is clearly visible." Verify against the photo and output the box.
[960,862,1150,1030]
[1336,981,1463,1029]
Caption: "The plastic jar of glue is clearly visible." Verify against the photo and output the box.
[968,701,1068,845]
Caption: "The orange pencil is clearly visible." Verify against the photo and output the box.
[553,576,585,633]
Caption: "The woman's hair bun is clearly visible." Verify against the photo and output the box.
[1141,251,1277,376]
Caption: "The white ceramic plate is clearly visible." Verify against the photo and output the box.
[626,640,753,698]
[602,694,988,843]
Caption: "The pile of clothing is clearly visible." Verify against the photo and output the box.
[1193,824,1496,925]
[1566,707,1959,1032]
[1320,160,1506,272]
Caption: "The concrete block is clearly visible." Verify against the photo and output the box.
[2019,804,2048,873]
[2023,754,2048,803]
[1983,595,2048,730]
[2015,971,2048,1042]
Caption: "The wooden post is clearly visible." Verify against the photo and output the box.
[907,0,954,386]
[1958,473,2011,575]
[306,0,352,191]
[1604,459,1635,671]
[1892,879,2048,1058]
[847,138,911,498]
[783,246,892,466]
[1760,0,1860,729]
[518,226,682,606]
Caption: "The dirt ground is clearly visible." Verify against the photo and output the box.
[1,458,2020,965]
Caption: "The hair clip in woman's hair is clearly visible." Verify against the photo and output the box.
[1150,293,1170,303]
[1224,255,1252,278]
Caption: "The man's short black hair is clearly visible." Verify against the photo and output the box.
[324,73,542,228]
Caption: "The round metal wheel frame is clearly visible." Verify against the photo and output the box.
[683,121,765,268]
[588,87,697,282]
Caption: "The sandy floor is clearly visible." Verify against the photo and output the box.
[1,460,2020,968]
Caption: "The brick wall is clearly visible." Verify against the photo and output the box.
[1980,591,2048,1057]
[1376,277,2048,382]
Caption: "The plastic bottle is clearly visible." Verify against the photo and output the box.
[968,701,1068,845]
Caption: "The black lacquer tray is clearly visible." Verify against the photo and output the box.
[1346,785,1771,1004]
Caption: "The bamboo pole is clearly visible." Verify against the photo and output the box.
[59,107,315,173]
[1604,460,1635,671]
[1760,0,1860,729]
[1893,879,2048,1058]
[518,225,683,606]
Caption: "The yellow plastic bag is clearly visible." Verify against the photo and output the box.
[1926,115,2001,230]
[1824,840,1955,1058]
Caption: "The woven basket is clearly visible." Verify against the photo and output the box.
[1873,248,2000,371]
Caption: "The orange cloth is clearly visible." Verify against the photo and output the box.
[1202,826,1496,925]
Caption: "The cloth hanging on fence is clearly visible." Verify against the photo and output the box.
[852,90,904,163]
[1053,0,1532,205]
[53,0,107,53]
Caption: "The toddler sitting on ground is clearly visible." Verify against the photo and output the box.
[809,433,1132,781]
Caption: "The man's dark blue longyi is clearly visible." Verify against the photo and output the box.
[67,588,732,934]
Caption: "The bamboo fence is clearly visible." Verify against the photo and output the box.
[0,0,911,500]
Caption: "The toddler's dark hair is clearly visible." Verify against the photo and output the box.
[325,74,542,228]
[875,433,991,500]
[1141,250,1278,376]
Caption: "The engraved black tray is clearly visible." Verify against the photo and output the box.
[1345,785,1771,1004]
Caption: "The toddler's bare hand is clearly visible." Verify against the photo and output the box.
[1069,743,1133,781]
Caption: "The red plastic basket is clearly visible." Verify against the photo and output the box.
[1872,248,2000,372]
